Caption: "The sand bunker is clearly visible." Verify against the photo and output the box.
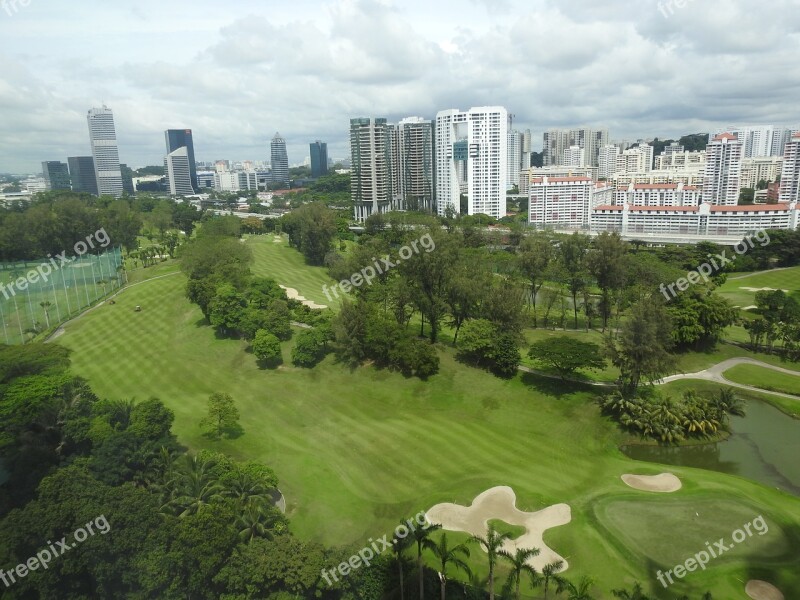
[426,486,571,570]
[273,236,282,243]
[280,285,327,309]
[740,287,789,293]
[746,580,784,600]
[621,473,682,493]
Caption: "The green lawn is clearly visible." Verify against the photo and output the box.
[246,234,340,308]
[724,364,800,397]
[718,266,800,308]
[54,252,800,599]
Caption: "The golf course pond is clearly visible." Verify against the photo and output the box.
[622,399,800,496]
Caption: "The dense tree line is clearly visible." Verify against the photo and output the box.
[0,191,202,260]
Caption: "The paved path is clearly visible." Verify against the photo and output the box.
[519,357,800,401]
[657,357,800,400]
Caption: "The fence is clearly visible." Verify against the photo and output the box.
[0,247,125,345]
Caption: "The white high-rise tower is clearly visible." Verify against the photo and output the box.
[87,105,123,197]
[703,133,743,206]
[779,132,800,203]
[435,106,508,219]
[165,147,194,196]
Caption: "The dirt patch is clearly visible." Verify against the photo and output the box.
[621,473,682,493]
[745,580,784,600]
[426,486,571,571]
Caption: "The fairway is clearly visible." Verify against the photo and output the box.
[717,266,800,308]
[724,364,800,396]
[55,253,800,599]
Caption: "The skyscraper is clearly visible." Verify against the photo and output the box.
[41,161,71,190]
[165,148,194,196]
[67,156,98,195]
[435,106,508,219]
[703,133,743,206]
[350,118,397,221]
[310,141,328,178]
[507,128,522,189]
[779,132,800,203]
[543,127,609,167]
[165,129,197,191]
[396,117,435,212]
[270,132,289,186]
[87,106,123,197]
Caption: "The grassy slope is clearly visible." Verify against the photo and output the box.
[717,266,800,308]
[55,244,800,599]
[724,364,800,396]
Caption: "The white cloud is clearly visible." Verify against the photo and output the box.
[0,0,798,173]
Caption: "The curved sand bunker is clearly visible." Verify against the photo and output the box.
[746,580,784,600]
[279,285,327,309]
[621,473,682,493]
[426,486,571,570]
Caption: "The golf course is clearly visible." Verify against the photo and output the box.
[54,235,800,599]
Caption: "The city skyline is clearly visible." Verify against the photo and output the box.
[2,0,800,173]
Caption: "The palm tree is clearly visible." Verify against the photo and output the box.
[715,388,746,417]
[612,581,651,599]
[172,454,224,517]
[39,301,52,328]
[540,559,564,599]
[423,532,472,600]
[471,524,512,600]
[223,470,272,507]
[501,546,540,600]
[410,521,441,600]
[236,500,280,543]
[392,525,413,600]
[557,575,595,600]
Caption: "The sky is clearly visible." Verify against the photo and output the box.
[1,0,799,174]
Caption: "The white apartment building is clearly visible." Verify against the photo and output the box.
[521,166,598,194]
[702,133,743,206]
[507,128,522,189]
[214,171,258,192]
[563,145,585,168]
[598,144,620,180]
[528,176,594,229]
[709,125,800,158]
[591,203,799,237]
[779,132,800,203]
[350,117,398,221]
[521,129,532,175]
[165,147,194,196]
[613,170,704,187]
[740,156,784,189]
[616,143,653,174]
[613,183,701,207]
[396,117,435,212]
[543,127,609,167]
[436,106,508,219]
[654,151,706,171]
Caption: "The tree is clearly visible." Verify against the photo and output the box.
[557,575,595,600]
[282,202,338,265]
[209,284,246,335]
[587,232,627,330]
[472,523,512,600]
[264,299,292,340]
[200,393,240,439]
[541,560,565,599]
[517,233,554,327]
[423,533,472,600]
[606,300,676,398]
[252,330,282,365]
[392,523,414,600]
[612,581,652,599]
[291,328,329,367]
[559,233,591,330]
[501,546,540,600]
[410,522,441,600]
[528,337,606,380]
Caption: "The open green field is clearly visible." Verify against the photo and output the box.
[718,266,800,308]
[54,248,800,599]
[725,364,800,397]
